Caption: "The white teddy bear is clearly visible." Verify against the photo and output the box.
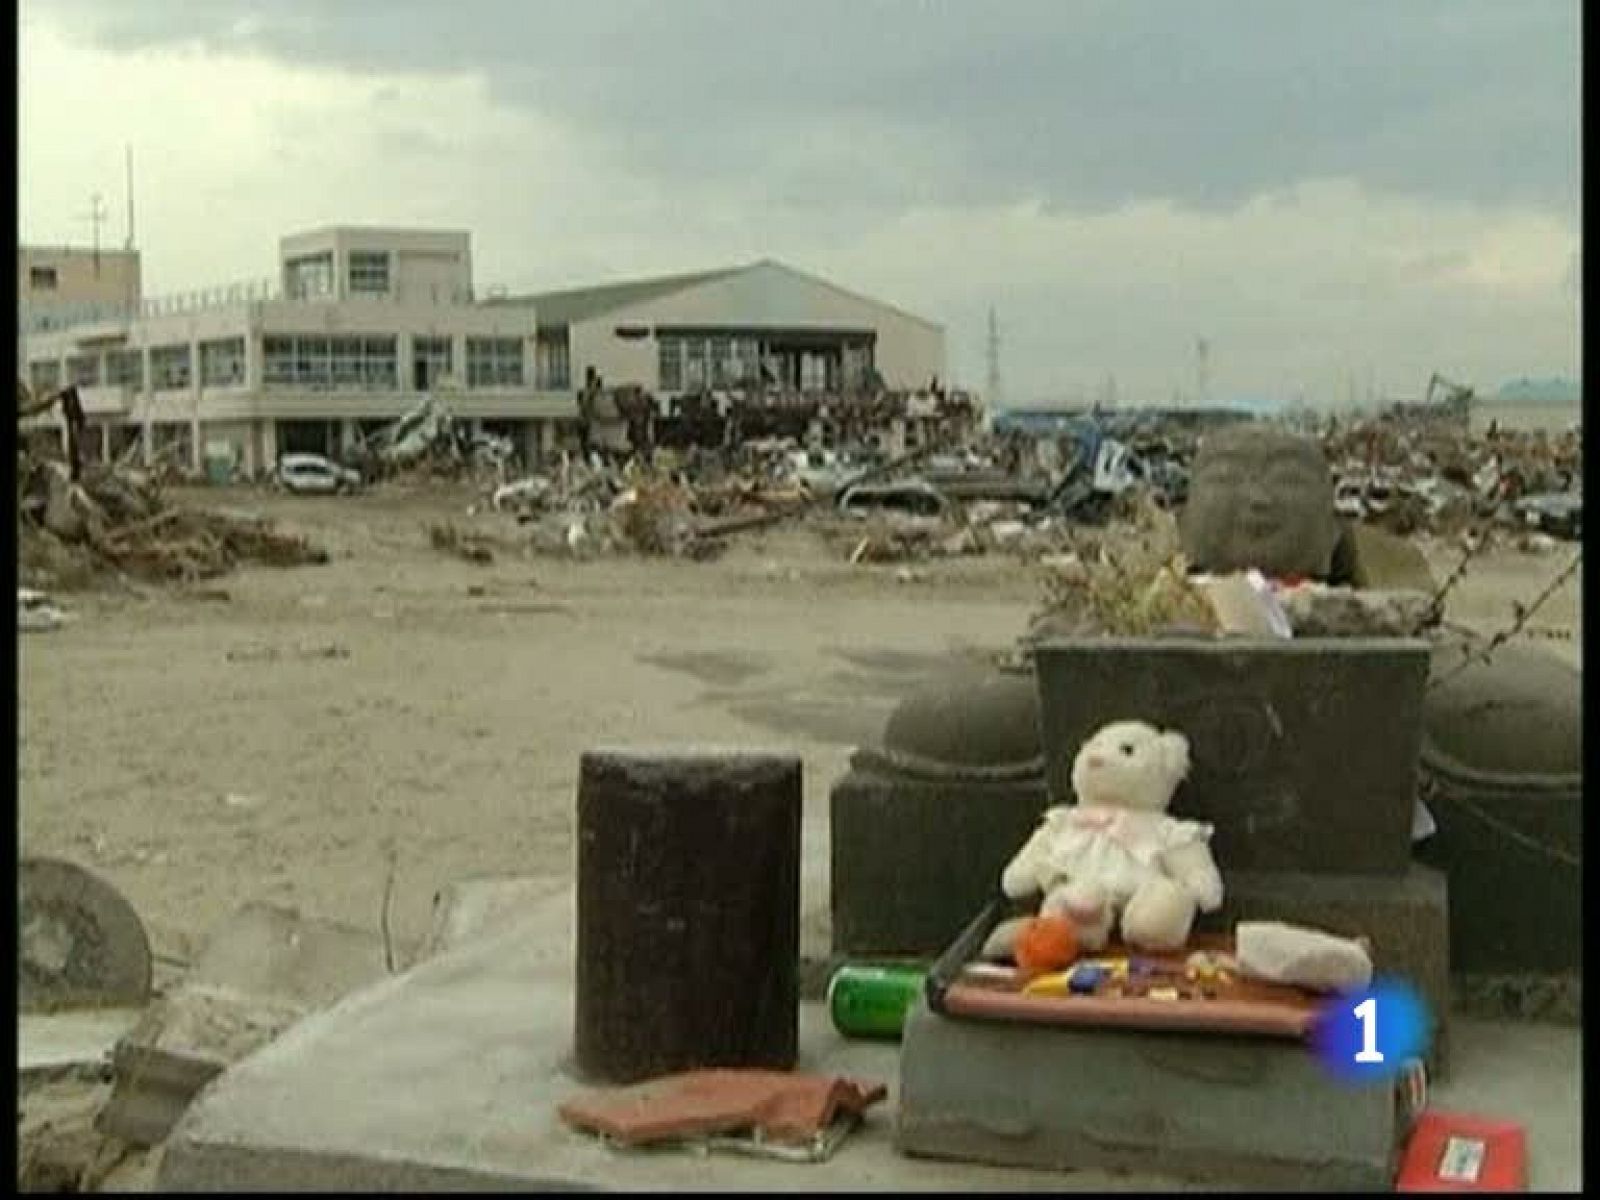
[990,720,1225,956]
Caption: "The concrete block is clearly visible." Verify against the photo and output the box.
[99,985,309,1146]
[1415,772,1581,977]
[575,747,802,1084]
[1199,865,1451,1078]
[99,905,391,1147]
[1034,638,1431,875]
[831,766,1049,958]
[425,874,562,960]
[186,902,389,1007]
[19,1008,144,1085]
[896,998,1401,1190]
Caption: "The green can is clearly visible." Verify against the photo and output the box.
[828,964,927,1040]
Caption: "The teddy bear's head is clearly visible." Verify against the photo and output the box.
[1070,720,1191,812]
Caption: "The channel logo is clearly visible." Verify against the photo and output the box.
[1309,977,1431,1083]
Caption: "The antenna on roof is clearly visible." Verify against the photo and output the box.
[81,192,107,275]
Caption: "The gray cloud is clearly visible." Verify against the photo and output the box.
[37,0,1580,215]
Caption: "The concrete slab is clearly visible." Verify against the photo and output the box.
[159,887,1583,1192]
[19,1008,144,1081]
[101,904,394,1148]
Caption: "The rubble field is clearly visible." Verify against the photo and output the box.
[20,480,1581,970]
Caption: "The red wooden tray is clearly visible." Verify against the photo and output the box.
[927,904,1322,1040]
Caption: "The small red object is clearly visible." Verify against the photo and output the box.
[1013,915,1080,974]
[1395,1110,1527,1192]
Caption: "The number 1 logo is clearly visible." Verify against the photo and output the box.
[1352,996,1384,1064]
[1311,978,1429,1082]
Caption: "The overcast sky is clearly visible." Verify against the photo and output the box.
[19,0,1581,407]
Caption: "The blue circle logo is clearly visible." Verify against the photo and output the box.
[1310,977,1431,1083]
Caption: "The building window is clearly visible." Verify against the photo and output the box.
[800,352,830,392]
[412,336,452,391]
[263,336,295,386]
[731,338,759,387]
[658,336,682,390]
[536,332,570,389]
[261,334,396,390]
[466,337,525,387]
[67,353,102,388]
[150,344,193,390]
[30,266,58,291]
[348,251,390,295]
[200,337,246,387]
[683,338,707,390]
[361,336,397,388]
[285,253,334,300]
[29,360,61,394]
[106,348,145,390]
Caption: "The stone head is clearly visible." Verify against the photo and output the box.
[1178,424,1342,579]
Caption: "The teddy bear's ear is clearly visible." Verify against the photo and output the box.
[1158,731,1192,785]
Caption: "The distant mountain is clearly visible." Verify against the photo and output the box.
[1495,377,1581,403]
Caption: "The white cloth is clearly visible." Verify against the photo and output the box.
[1036,805,1215,905]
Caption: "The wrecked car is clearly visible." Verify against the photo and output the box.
[1513,490,1582,539]
[837,478,949,518]
[275,454,362,495]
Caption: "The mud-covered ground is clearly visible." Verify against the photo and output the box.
[19,482,1582,969]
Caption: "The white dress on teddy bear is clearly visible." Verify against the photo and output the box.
[1038,804,1216,906]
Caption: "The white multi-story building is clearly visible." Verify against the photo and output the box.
[19,227,570,474]
[20,228,953,473]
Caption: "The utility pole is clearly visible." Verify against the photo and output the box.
[986,307,1001,412]
[124,145,136,250]
[1195,337,1211,409]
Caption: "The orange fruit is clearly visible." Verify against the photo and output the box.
[1014,914,1080,974]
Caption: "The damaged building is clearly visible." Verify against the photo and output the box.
[488,259,956,456]
[19,230,960,475]
[19,228,555,476]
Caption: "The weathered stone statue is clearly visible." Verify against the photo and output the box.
[1177,425,1345,583]
[833,421,1579,1015]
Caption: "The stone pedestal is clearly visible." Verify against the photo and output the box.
[1414,644,1582,985]
[1200,865,1451,1077]
[830,763,1048,958]
[896,998,1402,1190]
[1034,638,1432,874]
[574,748,802,1084]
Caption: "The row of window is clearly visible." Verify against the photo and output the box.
[284,251,392,299]
[29,335,534,394]
[263,335,400,390]
[658,336,762,390]
[657,336,874,392]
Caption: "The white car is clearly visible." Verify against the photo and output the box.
[275,454,362,495]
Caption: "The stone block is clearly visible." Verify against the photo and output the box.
[896,997,1401,1190]
[575,747,802,1084]
[830,765,1049,959]
[1415,755,1581,978]
[1034,638,1431,875]
[1199,865,1451,1078]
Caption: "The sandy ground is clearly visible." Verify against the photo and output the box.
[18,483,1582,972]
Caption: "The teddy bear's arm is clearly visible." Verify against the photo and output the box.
[1161,840,1224,912]
[1000,821,1056,900]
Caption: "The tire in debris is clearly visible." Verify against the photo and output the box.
[19,857,153,1012]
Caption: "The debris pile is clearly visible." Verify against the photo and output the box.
[18,382,328,589]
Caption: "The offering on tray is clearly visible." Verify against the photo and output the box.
[939,932,1325,1040]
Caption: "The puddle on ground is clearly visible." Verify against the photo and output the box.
[637,650,773,687]
[722,696,893,746]
[827,647,956,675]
